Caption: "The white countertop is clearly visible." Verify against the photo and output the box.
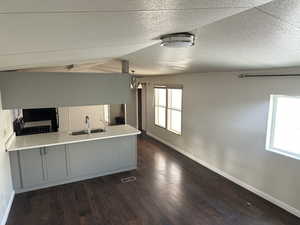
[7,125,141,152]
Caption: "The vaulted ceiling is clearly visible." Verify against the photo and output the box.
[2,0,300,75]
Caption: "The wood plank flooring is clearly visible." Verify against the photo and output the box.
[6,135,300,225]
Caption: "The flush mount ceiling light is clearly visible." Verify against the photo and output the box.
[160,32,195,48]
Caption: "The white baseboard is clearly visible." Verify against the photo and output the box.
[146,132,300,218]
[0,190,15,225]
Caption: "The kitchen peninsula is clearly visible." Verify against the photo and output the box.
[7,125,140,193]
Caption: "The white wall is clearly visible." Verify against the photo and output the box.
[126,90,137,128]
[0,92,14,225]
[140,69,300,214]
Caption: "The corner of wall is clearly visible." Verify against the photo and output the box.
[0,91,15,225]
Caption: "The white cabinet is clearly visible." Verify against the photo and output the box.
[68,140,118,177]
[118,136,137,169]
[44,145,68,182]
[9,135,137,193]
[67,136,136,178]
[11,145,68,190]
[19,148,45,188]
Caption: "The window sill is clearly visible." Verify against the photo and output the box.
[266,147,300,161]
[154,124,166,129]
[168,129,182,136]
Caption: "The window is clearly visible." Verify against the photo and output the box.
[154,88,167,128]
[167,88,182,134]
[266,95,300,160]
[154,86,182,134]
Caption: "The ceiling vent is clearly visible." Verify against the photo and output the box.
[160,32,195,48]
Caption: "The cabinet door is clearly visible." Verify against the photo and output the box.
[44,145,68,182]
[118,136,137,169]
[19,148,45,188]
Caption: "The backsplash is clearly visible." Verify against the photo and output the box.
[58,105,105,132]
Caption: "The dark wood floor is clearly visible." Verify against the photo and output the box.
[6,135,300,225]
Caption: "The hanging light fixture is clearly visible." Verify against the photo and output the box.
[129,70,144,89]
[130,77,136,89]
[137,83,143,89]
[130,70,137,89]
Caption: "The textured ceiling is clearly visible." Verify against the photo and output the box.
[0,0,272,12]
[123,0,300,75]
[1,0,293,75]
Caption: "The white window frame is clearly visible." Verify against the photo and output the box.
[266,95,300,160]
[154,86,183,135]
[154,87,167,129]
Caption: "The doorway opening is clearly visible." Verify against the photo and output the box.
[137,84,146,133]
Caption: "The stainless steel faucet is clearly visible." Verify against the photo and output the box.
[85,115,91,134]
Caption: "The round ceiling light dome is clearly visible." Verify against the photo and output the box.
[160,32,195,48]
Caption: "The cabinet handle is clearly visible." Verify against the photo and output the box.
[44,148,47,155]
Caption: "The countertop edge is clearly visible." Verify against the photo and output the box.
[8,130,141,152]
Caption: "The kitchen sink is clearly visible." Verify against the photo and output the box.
[91,128,105,133]
[71,128,105,136]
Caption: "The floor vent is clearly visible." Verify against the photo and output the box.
[121,176,137,183]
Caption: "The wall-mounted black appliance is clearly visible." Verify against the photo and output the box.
[14,108,59,136]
